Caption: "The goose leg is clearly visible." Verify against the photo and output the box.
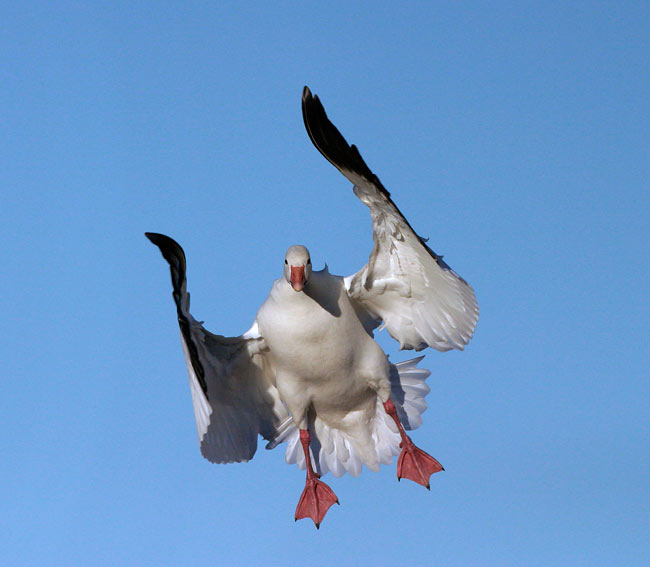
[383,399,444,489]
[294,429,339,528]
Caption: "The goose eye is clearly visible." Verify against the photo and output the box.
[307,259,311,265]
[285,259,288,265]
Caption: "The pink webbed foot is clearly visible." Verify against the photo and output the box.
[295,476,339,528]
[397,438,444,489]
[383,399,444,489]
[295,429,339,528]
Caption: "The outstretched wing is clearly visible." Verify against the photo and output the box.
[302,87,478,352]
[146,233,294,463]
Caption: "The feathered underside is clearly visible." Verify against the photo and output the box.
[283,357,431,477]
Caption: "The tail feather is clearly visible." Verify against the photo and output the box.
[390,356,431,430]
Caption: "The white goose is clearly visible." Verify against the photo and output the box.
[146,87,478,528]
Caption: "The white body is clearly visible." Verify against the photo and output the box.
[147,87,478,478]
[257,268,392,470]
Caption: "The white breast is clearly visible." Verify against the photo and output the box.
[256,269,388,415]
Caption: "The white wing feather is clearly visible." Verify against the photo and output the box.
[344,181,479,351]
[302,88,478,352]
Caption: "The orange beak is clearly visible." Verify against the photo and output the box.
[290,265,306,291]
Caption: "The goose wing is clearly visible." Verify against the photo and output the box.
[302,87,478,351]
[146,233,294,463]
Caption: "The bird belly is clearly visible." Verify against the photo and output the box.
[256,279,389,424]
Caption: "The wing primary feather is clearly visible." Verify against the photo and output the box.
[302,86,390,197]
[145,232,209,399]
[301,88,454,273]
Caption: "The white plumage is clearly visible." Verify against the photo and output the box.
[146,87,478,526]
[283,357,431,477]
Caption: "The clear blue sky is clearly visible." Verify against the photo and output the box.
[2,2,648,566]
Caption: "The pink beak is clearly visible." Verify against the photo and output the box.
[290,265,306,291]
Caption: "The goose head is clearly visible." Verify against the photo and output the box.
[284,245,312,292]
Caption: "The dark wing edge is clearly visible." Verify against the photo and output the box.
[301,86,452,272]
[145,232,293,463]
[145,232,209,397]
[302,86,390,197]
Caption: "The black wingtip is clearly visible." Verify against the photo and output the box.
[301,86,390,198]
[301,87,348,164]
[145,231,179,252]
[146,232,209,398]
[145,231,188,307]
[145,232,187,274]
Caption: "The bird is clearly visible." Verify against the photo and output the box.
[145,87,478,528]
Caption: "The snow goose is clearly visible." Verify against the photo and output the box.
[146,87,478,528]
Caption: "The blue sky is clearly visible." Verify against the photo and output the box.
[2,2,648,566]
